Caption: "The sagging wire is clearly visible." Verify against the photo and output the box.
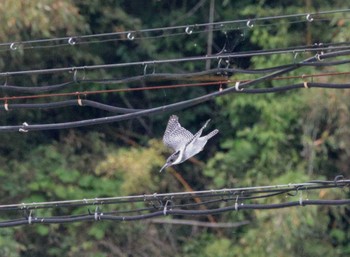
[1,57,350,94]
[3,82,350,130]
[0,72,350,110]
[0,199,343,227]
[1,199,348,228]
[1,48,350,131]
[1,8,349,51]
[0,99,143,113]
[0,81,229,102]
[0,178,348,228]
[1,42,350,77]
[0,178,348,212]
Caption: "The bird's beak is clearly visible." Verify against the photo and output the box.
[159,163,169,173]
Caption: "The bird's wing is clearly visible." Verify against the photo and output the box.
[202,129,219,140]
[185,119,210,147]
[163,115,193,151]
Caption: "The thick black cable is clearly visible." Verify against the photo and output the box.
[238,82,350,94]
[0,82,350,132]
[1,48,350,132]
[0,82,74,93]
[0,99,143,113]
[2,82,350,131]
[0,179,348,212]
[1,43,350,77]
[2,53,350,94]
[0,199,349,228]
[1,8,348,51]
[167,199,350,214]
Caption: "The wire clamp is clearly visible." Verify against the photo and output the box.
[293,51,299,63]
[19,122,29,133]
[235,195,239,211]
[143,64,148,75]
[68,37,77,46]
[235,81,243,91]
[306,14,314,22]
[76,93,83,106]
[72,67,86,83]
[302,74,309,89]
[94,207,101,221]
[72,68,78,83]
[163,200,171,216]
[185,26,193,35]
[246,19,254,28]
[299,190,304,206]
[315,53,323,61]
[4,99,8,111]
[127,32,135,40]
[27,210,32,225]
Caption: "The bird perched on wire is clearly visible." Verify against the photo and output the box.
[160,115,219,172]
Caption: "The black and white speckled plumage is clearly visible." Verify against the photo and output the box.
[160,115,218,172]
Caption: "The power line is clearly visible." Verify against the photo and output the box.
[0,178,348,211]
[0,99,143,113]
[1,42,350,77]
[1,70,349,113]
[0,81,228,101]
[3,83,350,131]
[1,8,348,51]
[2,62,350,95]
[1,70,350,103]
[0,48,349,132]
[148,218,250,228]
[0,178,348,228]
[0,199,348,228]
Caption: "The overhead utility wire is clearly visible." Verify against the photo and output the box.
[1,42,350,77]
[0,200,349,228]
[2,82,350,112]
[2,60,350,95]
[0,8,348,50]
[1,71,350,103]
[0,18,340,52]
[0,81,226,101]
[0,193,349,227]
[0,81,350,127]
[0,179,348,211]
[0,100,142,113]
[3,17,341,51]
[1,71,349,112]
[0,48,350,132]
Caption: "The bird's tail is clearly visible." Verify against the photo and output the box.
[192,119,211,139]
[204,129,219,140]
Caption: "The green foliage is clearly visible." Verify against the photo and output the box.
[300,90,350,177]
[207,92,305,187]
[96,139,164,195]
[0,1,350,256]
[183,233,236,257]
[204,238,233,257]
[0,228,24,257]
[234,204,340,257]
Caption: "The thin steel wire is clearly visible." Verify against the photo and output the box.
[1,70,350,101]
[1,8,348,50]
[1,48,350,132]
[0,194,348,227]
[1,42,350,77]
[0,179,348,211]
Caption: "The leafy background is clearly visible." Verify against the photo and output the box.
[0,0,349,256]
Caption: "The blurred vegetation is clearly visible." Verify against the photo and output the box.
[0,0,349,256]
